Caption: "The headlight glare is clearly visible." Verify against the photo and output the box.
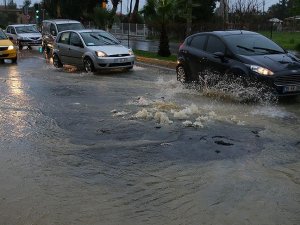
[128,48,134,56]
[8,45,14,50]
[96,51,107,57]
[249,65,274,76]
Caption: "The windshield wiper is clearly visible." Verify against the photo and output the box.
[253,47,284,54]
[236,45,255,52]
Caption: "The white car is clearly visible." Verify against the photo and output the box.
[5,24,42,50]
[53,29,135,73]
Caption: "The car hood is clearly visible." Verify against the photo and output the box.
[238,53,300,73]
[18,33,42,38]
[87,45,130,56]
[0,39,14,46]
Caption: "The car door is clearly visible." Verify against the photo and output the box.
[185,34,207,80]
[68,32,84,66]
[56,32,70,64]
[203,35,229,76]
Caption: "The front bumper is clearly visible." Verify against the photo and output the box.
[253,71,300,96]
[18,39,42,46]
[93,55,135,70]
[0,48,17,59]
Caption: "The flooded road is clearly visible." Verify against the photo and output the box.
[0,49,299,225]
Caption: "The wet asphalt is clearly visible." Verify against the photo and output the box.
[0,49,299,225]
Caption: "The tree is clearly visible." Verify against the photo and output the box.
[130,0,140,22]
[143,0,174,57]
[23,0,31,7]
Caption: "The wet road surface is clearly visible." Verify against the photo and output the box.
[0,49,299,225]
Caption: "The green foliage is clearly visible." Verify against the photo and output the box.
[93,7,111,29]
[260,31,300,51]
[296,43,300,52]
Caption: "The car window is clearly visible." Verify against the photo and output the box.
[189,35,206,50]
[6,27,11,33]
[70,32,82,46]
[58,32,70,45]
[223,34,285,56]
[11,27,16,34]
[0,30,7,39]
[15,25,39,34]
[56,23,84,32]
[206,35,225,54]
[80,31,119,46]
[50,23,57,36]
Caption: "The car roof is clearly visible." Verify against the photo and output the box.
[8,24,36,27]
[58,29,106,34]
[42,19,81,24]
[212,30,259,36]
[189,30,259,38]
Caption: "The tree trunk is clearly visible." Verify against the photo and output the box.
[130,0,139,23]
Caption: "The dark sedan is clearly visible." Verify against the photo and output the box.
[176,30,300,96]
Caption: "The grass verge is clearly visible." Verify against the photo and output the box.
[134,49,177,62]
[259,31,300,51]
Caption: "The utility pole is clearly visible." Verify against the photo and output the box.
[263,0,265,14]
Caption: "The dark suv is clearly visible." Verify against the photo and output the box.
[41,19,84,56]
[177,30,300,96]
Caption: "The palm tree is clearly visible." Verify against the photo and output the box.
[143,0,173,56]
[130,0,140,22]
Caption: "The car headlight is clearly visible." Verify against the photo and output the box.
[8,45,14,50]
[249,65,274,76]
[96,51,107,57]
[128,48,134,56]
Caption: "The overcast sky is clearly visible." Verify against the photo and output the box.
[13,0,279,12]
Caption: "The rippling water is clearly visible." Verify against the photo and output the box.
[0,51,299,225]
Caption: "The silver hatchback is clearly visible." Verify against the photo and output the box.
[53,29,135,72]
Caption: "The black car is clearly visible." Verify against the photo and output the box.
[176,30,300,96]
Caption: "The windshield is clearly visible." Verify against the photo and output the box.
[224,34,285,56]
[15,25,39,34]
[0,29,8,40]
[57,23,84,32]
[80,31,120,46]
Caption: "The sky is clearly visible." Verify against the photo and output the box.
[13,0,279,12]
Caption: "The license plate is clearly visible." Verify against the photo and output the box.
[283,85,300,93]
[114,58,126,63]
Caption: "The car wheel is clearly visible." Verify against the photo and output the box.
[11,57,17,64]
[0,59,4,64]
[19,44,23,50]
[176,64,189,83]
[83,57,95,73]
[53,54,63,68]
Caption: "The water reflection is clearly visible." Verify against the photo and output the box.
[4,65,29,138]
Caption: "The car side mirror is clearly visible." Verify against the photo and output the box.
[51,30,57,36]
[74,42,84,48]
[8,36,13,41]
[213,52,225,59]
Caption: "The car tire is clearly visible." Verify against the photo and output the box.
[176,64,189,83]
[11,57,17,64]
[83,57,95,73]
[53,54,63,68]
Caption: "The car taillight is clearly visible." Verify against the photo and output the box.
[179,43,184,49]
